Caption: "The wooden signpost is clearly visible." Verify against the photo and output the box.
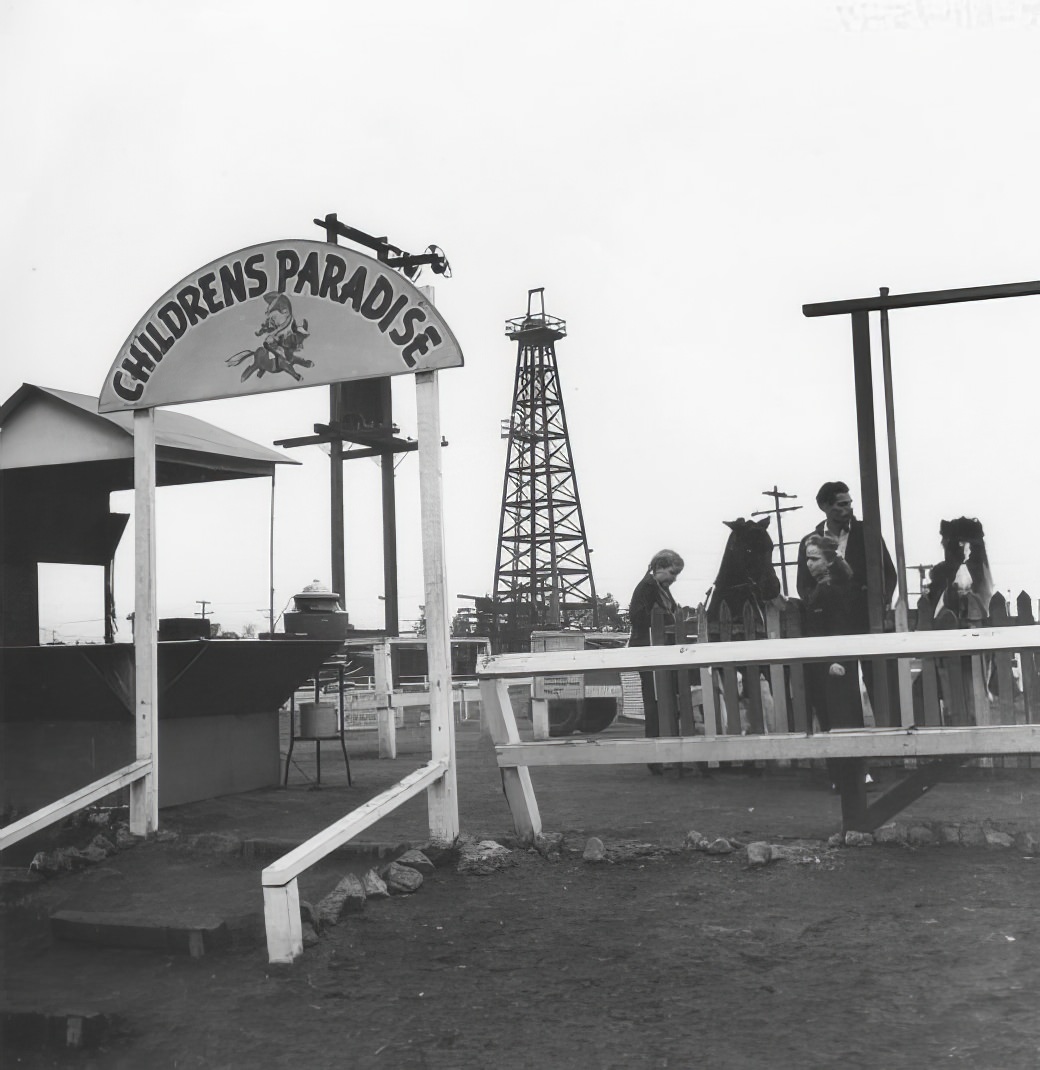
[99,238,464,843]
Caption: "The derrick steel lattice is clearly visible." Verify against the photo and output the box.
[492,289,598,646]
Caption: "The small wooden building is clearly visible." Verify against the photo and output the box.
[0,384,340,815]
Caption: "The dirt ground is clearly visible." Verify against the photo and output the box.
[3,720,1040,1069]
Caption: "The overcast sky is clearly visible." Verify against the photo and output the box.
[3,0,1039,642]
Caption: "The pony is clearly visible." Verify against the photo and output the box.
[225,292,314,382]
[925,516,998,714]
[705,517,782,639]
[927,516,994,626]
[703,517,784,747]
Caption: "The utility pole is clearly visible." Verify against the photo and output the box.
[906,564,931,602]
[751,486,802,597]
[195,600,210,620]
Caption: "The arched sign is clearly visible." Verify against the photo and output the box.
[98,239,464,412]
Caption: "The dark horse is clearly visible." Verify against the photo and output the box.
[705,517,782,639]
[704,517,783,742]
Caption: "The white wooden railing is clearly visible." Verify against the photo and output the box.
[262,760,448,963]
[477,626,1040,842]
[0,759,153,851]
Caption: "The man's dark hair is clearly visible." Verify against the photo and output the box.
[816,481,850,509]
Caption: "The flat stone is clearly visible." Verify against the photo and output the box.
[50,910,230,955]
[873,825,907,846]
[362,869,389,898]
[114,827,141,849]
[906,826,935,847]
[383,861,423,894]
[959,824,987,847]
[746,842,773,867]
[706,838,734,855]
[582,837,606,862]
[936,825,961,846]
[419,839,460,868]
[396,849,435,875]
[827,833,844,848]
[533,832,564,861]
[984,829,1014,848]
[317,874,366,926]
[89,833,118,856]
[457,840,514,875]
[683,830,708,850]
[844,831,874,847]
[29,848,92,876]
[1014,831,1040,854]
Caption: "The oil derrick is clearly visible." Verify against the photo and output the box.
[492,288,598,651]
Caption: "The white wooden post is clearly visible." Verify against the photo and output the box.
[374,638,396,759]
[264,879,303,964]
[130,408,158,835]
[415,367,458,842]
[531,693,550,740]
[478,677,541,841]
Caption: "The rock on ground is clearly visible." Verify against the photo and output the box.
[457,839,515,875]
[362,869,389,898]
[396,849,435,875]
[382,861,424,894]
[317,874,366,926]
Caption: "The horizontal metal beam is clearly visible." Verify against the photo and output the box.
[803,279,1040,318]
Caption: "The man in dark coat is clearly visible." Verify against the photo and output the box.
[796,481,897,724]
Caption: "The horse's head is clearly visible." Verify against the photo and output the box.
[717,517,782,601]
[932,515,993,618]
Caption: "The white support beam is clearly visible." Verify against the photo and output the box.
[131,408,158,835]
[373,639,396,759]
[264,879,303,964]
[415,367,458,842]
[262,759,448,889]
[477,625,1040,679]
[479,677,542,841]
[494,724,1040,767]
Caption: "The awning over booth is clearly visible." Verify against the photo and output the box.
[0,383,297,644]
[0,383,298,485]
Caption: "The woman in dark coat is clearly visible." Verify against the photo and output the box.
[802,534,864,733]
[628,549,684,774]
[802,534,874,791]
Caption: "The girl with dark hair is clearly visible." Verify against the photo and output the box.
[628,549,685,775]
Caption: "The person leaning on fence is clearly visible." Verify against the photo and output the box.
[628,549,684,776]
[802,533,874,790]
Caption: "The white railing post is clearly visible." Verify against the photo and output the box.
[416,366,458,842]
[264,879,303,964]
[374,638,396,758]
[131,408,158,835]
[479,677,541,841]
